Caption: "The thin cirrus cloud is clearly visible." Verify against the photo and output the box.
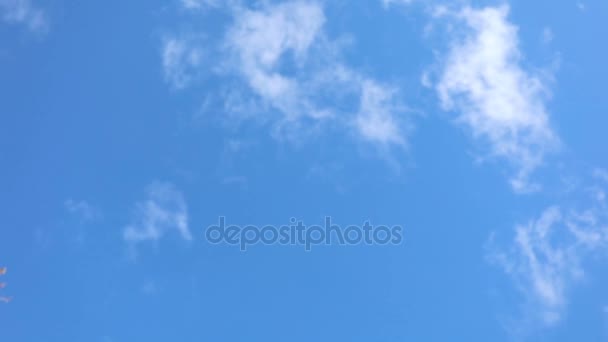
[64,199,102,223]
[433,5,559,193]
[487,171,608,328]
[381,0,414,8]
[123,182,192,246]
[0,0,48,33]
[161,37,205,89]
[166,0,410,148]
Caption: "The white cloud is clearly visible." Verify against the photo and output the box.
[489,197,608,327]
[355,80,407,146]
[499,207,574,325]
[165,1,410,148]
[224,1,410,145]
[0,0,47,32]
[162,37,204,89]
[434,5,559,192]
[224,1,328,121]
[123,182,192,245]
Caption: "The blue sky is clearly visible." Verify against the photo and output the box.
[1,0,608,341]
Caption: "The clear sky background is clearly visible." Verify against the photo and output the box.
[1,0,608,341]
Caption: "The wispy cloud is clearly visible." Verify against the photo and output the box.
[433,5,559,192]
[576,2,586,12]
[164,0,411,148]
[381,0,413,9]
[541,27,554,45]
[224,1,328,122]
[161,37,205,89]
[0,0,48,33]
[65,199,102,223]
[123,182,192,246]
[356,80,408,146]
[180,0,220,10]
[488,189,608,328]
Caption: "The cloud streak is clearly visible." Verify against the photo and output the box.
[0,0,47,32]
[488,186,608,328]
[123,182,192,246]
